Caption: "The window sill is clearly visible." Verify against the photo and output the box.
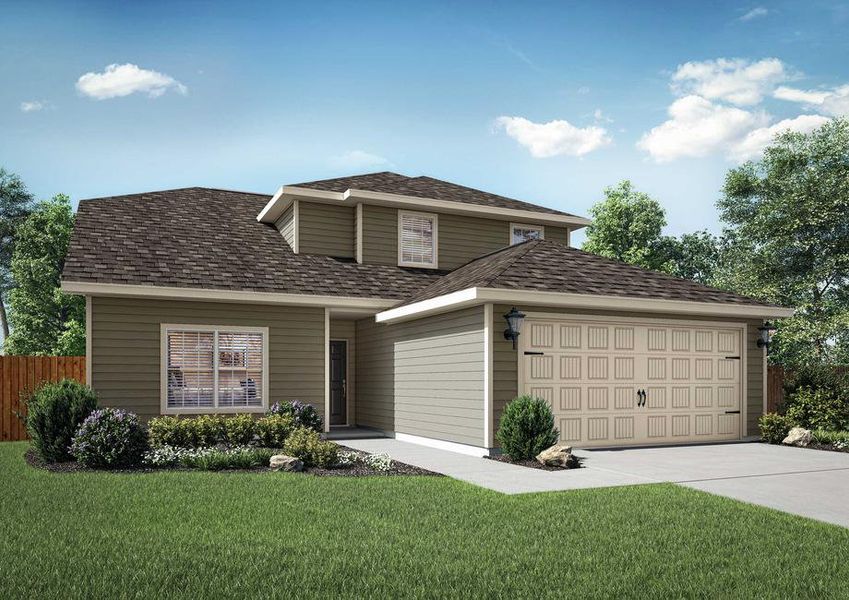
[398,262,439,269]
[162,406,267,415]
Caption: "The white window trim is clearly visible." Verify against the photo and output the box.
[397,210,439,269]
[160,323,269,415]
[510,222,545,245]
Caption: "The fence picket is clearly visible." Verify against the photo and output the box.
[0,356,87,441]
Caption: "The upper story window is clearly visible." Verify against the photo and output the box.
[163,325,268,413]
[398,210,438,268]
[510,223,544,245]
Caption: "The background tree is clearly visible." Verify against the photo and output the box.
[4,195,85,355]
[582,180,670,271]
[715,117,849,367]
[657,230,721,286]
[0,168,34,343]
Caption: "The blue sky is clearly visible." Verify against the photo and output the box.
[2,0,849,246]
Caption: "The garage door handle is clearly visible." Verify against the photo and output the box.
[725,356,741,360]
[637,389,646,407]
[523,351,544,356]
[724,410,741,414]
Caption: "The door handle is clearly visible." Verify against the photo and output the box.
[637,389,646,407]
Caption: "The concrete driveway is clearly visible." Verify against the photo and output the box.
[339,437,849,528]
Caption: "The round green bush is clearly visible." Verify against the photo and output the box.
[496,395,559,460]
[268,400,323,432]
[224,414,256,445]
[25,379,98,462]
[786,387,849,431]
[282,426,338,467]
[758,412,794,444]
[256,414,295,448]
[70,408,148,468]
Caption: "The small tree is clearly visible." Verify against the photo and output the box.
[496,395,559,460]
[4,195,85,355]
[582,180,670,272]
[0,168,34,342]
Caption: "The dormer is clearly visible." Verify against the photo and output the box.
[257,172,590,270]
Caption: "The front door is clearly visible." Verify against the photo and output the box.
[330,340,347,426]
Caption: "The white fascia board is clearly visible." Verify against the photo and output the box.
[374,288,480,323]
[374,286,794,324]
[61,280,397,310]
[257,186,344,223]
[256,183,591,228]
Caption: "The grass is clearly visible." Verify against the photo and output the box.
[2,442,849,599]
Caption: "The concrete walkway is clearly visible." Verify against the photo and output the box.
[338,437,849,528]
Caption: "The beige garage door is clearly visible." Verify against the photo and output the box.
[519,316,744,448]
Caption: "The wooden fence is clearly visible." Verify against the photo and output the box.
[1,356,86,442]
[766,365,849,413]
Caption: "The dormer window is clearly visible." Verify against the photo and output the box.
[510,223,544,245]
[398,210,438,268]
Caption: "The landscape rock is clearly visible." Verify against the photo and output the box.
[782,427,812,447]
[270,454,304,472]
[535,444,573,467]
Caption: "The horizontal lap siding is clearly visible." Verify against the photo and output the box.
[360,205,397,265]
[275,205,295,250]
[439,214,509,270]
[298,202,354,258]
[491,304,765,440]
[545,226,570,245]
[91,297,325,421]
[356,306,486,446]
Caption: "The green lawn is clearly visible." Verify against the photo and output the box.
[2,442,848,598]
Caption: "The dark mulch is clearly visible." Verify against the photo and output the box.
[25,446,441,477]
[485,453,582,471]
[803,442,849,454]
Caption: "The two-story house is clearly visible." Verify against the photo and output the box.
[62,172,792,455]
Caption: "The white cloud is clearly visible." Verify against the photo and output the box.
[330,150,392,170]
[671,58,788,105]
[774,84,849,116]
[729,114,831,161]
[637,95,768,162]
[494,116,611,157]
[20,100,47,112]
[739,7,768,21]
[593,108,613,123]
[76,63,187,100]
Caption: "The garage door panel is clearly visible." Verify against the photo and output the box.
[521,317,744,448]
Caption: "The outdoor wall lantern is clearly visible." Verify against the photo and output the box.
[503,307,526,350]
[757,321,777,350]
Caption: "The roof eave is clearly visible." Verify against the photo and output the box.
[375,287,795,324]
[257,185,591,228]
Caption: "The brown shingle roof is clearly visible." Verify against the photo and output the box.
[292,171,578,217]
[63,187,442,300]
[398,239,780,308]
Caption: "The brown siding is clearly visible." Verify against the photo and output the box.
[298,202,354,258]
[330,319,356,425]
[90,297,326,421]
[491,304,765,439]
[360,204,398,265]
[275,204,295,250]
[356,306,486,446]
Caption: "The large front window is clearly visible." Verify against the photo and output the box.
[163,325,267,413]
[398,210,438,268]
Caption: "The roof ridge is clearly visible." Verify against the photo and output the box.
[478,240,542,288]
[78,186,270,203]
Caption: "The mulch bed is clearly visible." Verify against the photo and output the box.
[24,446,442,477]
[800,442,849,454]
[485,453,582,471]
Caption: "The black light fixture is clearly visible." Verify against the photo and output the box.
[757,321,777,350]
[503,307,526,350]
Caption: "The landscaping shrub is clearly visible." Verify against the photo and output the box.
[759,413,794,444]
[224,414,256,445]
[255,414,295,448]
[496,395,559,460]
[812,429,849,450]
[25,379,98,462]
[70,408,148,468]
[268,400,323,432]
[785,387,849,432]
[282,427,338,467]
[143,445,275,470]
[147,416,183,448]
[189,415,227,447]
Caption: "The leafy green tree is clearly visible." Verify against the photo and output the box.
[0,168,34,341]
[716,118,849,366]
[4,195,85,355]
[657,230,721,286]
[582,180,671,271]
